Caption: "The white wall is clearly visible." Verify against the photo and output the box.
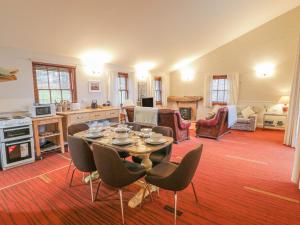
[0,47,134,113]
[169,6,300,124]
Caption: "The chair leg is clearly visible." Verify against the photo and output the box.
[94,179,102,202]
[89,172,94,202]
[69,168,76,187]
[191,182,198,202]
[119,189,125,224]
[174,192,177,225]
[65,159,73,182]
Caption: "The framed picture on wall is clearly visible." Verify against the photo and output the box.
[88,80,101,92]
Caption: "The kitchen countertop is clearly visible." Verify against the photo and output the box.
[56,107,120,115]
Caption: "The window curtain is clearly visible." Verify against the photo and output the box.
[227,73,239,105]
[285,38,300,189]
[203,74,213,107]
[108,71,120,107]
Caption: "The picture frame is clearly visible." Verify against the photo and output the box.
[88,80,101,92]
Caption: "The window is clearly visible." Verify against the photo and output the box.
[118,72,128,105]
[211,75,228,105]
[32,62,77,104]
[154,77,162,104]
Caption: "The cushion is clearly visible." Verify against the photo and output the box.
[147,162,177,177]
[241,106,255,119]
[206,112,216,120]
[236,118,250,124]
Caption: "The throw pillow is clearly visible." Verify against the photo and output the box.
[206,112,216,120]
[241,106,255,119]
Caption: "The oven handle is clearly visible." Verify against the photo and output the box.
[4,126,30,132]
[5,140,31,146]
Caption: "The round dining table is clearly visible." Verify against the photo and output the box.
[74,128,174,208]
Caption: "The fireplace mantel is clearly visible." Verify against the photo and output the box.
[167,96,203,102]
[167,96,203,121]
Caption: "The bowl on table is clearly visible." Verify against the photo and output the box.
[140,128,152,137]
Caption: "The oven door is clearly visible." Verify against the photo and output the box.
[1,125,33,142]
[1,138,35,169]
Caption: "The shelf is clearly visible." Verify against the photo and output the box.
[39,133,61,139]
[40,145,61,153]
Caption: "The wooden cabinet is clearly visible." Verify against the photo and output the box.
[32,115,65,159]
[57,107,120,141]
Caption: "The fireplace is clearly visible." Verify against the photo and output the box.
[179,107,192,120]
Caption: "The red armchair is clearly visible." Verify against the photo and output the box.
[196,107,229,140]
[125,107,191,143]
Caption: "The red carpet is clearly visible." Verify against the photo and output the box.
[0,129,299,225]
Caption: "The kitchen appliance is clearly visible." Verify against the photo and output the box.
[0,115,35,170]
[31,104,56,118]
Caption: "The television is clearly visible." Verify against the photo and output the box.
[141,97,154,107]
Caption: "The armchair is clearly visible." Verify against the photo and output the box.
[196,107,229,139]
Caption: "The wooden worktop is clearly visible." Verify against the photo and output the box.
[32,115,63,121]
[56,107,120,115]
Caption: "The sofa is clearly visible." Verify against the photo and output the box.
[125,107,191,143]
[195,107,230,140]
[231,114,257,131]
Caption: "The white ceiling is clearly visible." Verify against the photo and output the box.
[1,0,300,72]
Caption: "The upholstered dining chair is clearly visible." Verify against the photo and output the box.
[66,123,90,180]
[132,126,174,166]
[143,144,203,225]
[92,144,146,224]
[67,135,97,202]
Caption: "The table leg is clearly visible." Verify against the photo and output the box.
[128,154,158,208]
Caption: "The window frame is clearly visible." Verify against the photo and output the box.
[211,75,228,106]
[154,77,162,105]
[118,72,129,106]
[32,62,77,104]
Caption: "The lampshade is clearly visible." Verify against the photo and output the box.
[278,96,290,105]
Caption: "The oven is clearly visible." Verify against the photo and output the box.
[0,125,33,142]
[1,138,35,169]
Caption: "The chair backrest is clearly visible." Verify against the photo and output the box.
[166,144,203,191]
[68,123,89,136]
[152,126,173,137]
[92,144,139,188]
[67,135,96,172]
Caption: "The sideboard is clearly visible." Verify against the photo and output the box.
[57,107,120,141]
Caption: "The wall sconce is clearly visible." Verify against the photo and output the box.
[180,67,195,81]
[135,62,155,81]
[81,50,112,75]
[255,63,275,78]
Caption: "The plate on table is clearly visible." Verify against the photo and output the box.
[145,138,167,145]
[112,139,133,146]
[136,132,150,138]
[85,133,104,139]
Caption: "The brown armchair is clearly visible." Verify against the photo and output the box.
[196,107,229,140]
[125,107,191,143]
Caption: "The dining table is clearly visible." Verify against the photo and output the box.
[74,127,174,208]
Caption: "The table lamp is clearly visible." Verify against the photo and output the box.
[278,96,290,113]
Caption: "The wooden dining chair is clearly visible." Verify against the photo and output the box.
[143,144,203,224]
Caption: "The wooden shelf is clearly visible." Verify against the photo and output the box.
[39,133,61,139]
[40,145,61,153]
[32,116,65,158]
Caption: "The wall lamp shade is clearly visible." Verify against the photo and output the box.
[278,95,290,112]
[255,63,275,78]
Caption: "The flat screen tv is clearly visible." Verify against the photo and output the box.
[141,97,154,107]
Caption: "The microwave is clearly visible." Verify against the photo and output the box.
[31,104,56,118]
